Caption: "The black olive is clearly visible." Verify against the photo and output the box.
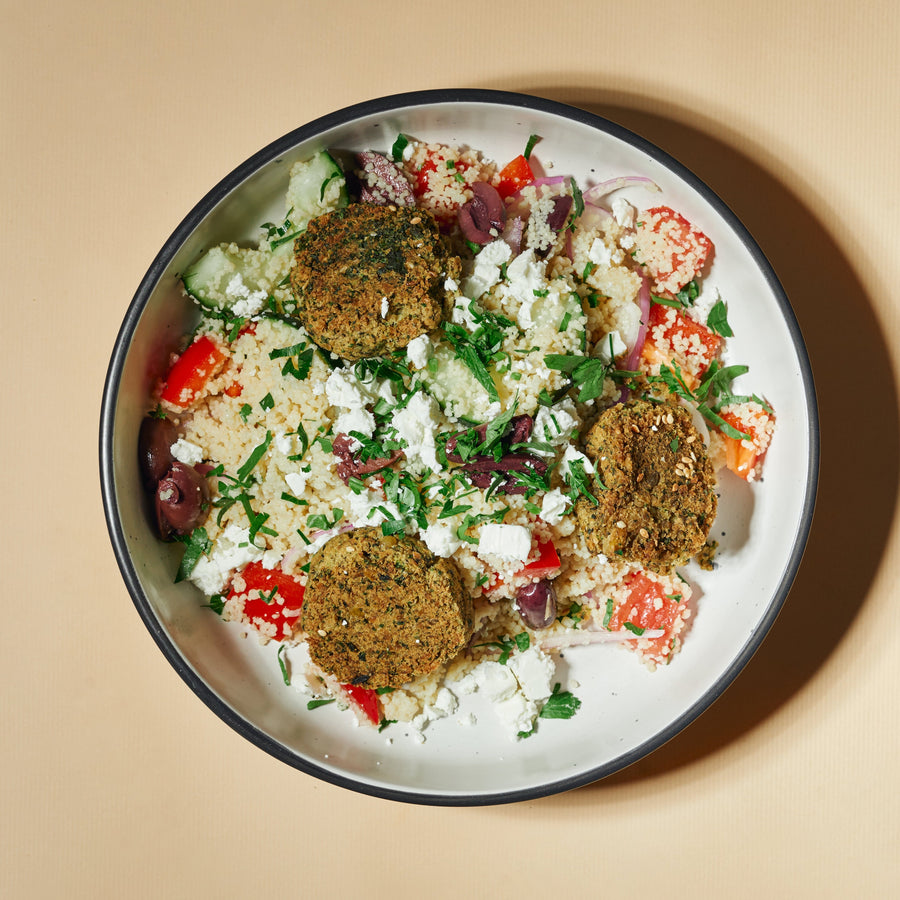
[138,416,176,492]
[515,579,558,630]
[155,462,208,539]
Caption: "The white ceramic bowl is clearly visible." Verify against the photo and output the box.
[100,89,818,805]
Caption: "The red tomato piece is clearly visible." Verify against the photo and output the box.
[496,154,535,198]
[517,539,561,579]
[227,561,304,640]
[341,684,381,726]
[641,302,722,388]
[608,571,686,662]
[160,335,226,408]
[413,152,469,197]
[636,206,712,294]
[717,406,775,482]
[488,539,560,593]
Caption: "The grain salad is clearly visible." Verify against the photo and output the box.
[138,133,776,741]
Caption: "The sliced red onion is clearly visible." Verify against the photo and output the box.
[623,269,651,372]
[539,628,665,651]
[583,175,661,205]
[502,216,524,255]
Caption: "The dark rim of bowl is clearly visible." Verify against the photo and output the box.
[100,87,820,807]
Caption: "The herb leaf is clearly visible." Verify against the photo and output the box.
[539,683,581,720]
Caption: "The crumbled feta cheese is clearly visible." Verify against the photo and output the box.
[477,523,532,562]
[451,295,480,329]
[508,647,555,702]
[588,237,612,269]
[422,523,462,558]
[560,445,595,478]
[495,693,538,736]
[284,471,309,496]
[406,333,431,369]
[611,196,636,229]
[462,239,512,299]
[273,432,293,455]
[170,438,204,466]
[540,488,569,526]
[346,486,402,529]
[324,366,376,410]
[533,399,580,448]
[468,660,519,702]
[189,524,266,595]
[595,330,627,364]
[334,407,376,443]
[390,391,443,474]
[225,273,267,318]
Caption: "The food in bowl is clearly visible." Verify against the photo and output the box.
[137,132,776,740]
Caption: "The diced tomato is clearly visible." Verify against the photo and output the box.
[717,407,775,482]
[608,571,687,662]
[636,206,712,293]
[496,154,535,198]
[227,561,304,640]
[641,301,722,387]
[160,335,226,408]
[224,382,243,398]
[341,684,381,726]
[412,152,469,197]
[517,539,561,579]
[488,539,560,593]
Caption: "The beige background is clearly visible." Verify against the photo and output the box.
[3,0,899,897]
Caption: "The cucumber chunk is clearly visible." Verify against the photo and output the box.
[285,150,348,227]
[182,150,347,311]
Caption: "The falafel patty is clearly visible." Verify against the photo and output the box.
[290,203,460,361]
[575,399,717,573]
[302,527,472,689]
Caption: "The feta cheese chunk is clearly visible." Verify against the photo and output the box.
[390,391,443,474]
[189,524,266,595]
[540,488,569,526]
[170,438,204,466]
[462,239,512,300]
[422,523,462,558]
[477,523,532,562]
[406,333,431,369]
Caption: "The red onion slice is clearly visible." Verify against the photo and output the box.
[583,175,661,205]
[539,628,665,651]
[623,269,651,373]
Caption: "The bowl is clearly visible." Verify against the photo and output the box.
[100,89,818,805]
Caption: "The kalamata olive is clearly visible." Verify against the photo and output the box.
[138,416,177,491]
[332,432,403,484]
[458,182,507,244]
[515,578,558,630]
[155,462,209,539]
[546,194,574,232]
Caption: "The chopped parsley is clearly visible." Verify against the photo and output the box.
[706,299,733,337]
[544,353,610,403]
[391,133,409,161]
[539,683,581,720]
[476,632,530,665]
[174,526,211,582]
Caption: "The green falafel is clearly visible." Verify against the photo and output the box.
[302,527,472,689]
[575,399,717,573]
[290,203,460,361]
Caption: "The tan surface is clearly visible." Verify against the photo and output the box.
[3,0,899,897]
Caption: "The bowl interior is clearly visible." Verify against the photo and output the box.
[101,91,818,804]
